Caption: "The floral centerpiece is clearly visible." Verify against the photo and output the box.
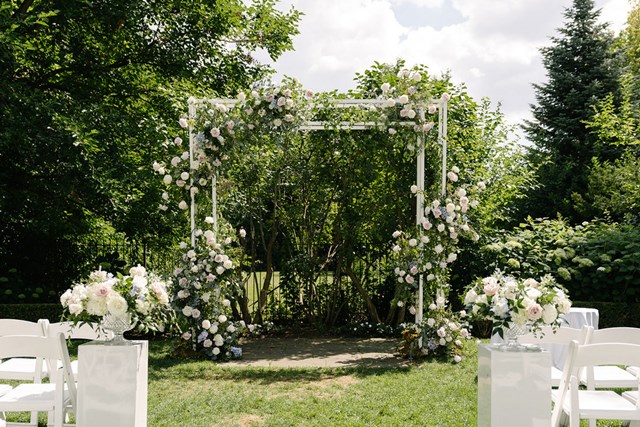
[60,265,172,341]
[463,271,571,343]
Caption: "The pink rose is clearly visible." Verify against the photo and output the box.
[526,303,543,320]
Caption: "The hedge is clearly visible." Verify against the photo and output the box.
[0,303,64,322]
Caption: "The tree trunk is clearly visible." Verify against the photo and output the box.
[253,218,279,324]
[344,264,381,324]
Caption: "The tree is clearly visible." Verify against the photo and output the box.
[522,0,621,222]
[0,0,300,297]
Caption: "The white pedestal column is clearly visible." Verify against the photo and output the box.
[477,344,551,427]
[77,340,148,427]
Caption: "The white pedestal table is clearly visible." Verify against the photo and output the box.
[478,344,551,427]
[77,340,148,427]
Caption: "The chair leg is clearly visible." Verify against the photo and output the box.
[570,410,580,427]
[30,410,39,426]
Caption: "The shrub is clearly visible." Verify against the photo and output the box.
[481,218,640,302]
[0,303,63,322]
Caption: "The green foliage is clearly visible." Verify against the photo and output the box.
[0,0,301,298]
[0,303,63,322]
[578,75,640,224]
[481,218,640,302]
[573,301,640,328]
[522,0,621,222]
[573,149,640,223]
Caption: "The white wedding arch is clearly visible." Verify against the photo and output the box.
[186,95,449,325]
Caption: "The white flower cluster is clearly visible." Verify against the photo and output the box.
[171,230,251,359]
[378,69,450,141]
[400,300,471,363]
[392,167,482,292]
[464,272,572,337]
[60,265,170,327]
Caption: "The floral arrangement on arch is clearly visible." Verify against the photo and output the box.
[463,271,572,338]
[399,289,472,363]
[170,222,252,360]
[390,166,483,362]
[391,166,484,307]
[60,265,172,333]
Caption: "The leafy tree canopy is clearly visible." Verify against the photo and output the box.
[0,0,300,292]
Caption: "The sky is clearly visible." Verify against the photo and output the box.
[254,0,632,142]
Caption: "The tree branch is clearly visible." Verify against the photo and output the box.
[13,0,35,17]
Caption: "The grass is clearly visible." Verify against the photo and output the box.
[147,339,478,427]
[2,338,633,426]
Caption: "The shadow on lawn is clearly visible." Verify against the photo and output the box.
[146,338,414,383]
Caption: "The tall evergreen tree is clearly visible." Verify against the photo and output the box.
[522,0,621,222]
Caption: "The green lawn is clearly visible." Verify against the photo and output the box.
[3,339,632,426]
[147,339,478,427]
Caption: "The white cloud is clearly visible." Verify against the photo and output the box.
[254,0,631,141]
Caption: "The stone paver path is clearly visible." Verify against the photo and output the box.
[225,336,407,368]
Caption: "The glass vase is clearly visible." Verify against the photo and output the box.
[101,313,133,345]
[500,323,529,352]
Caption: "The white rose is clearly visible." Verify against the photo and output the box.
[129,265,146,277]
[106,294,128,316]
[182,306,193,316]
[218,314,228,323]
[68,303,84,315]
[542,304,558,324]
[202,320,211,330]
[463,289,477,305]
[492,298,509,317]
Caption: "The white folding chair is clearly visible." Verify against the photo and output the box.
[0,319,50,426]
[518,325,592,387]
[580,327,640,389]
[0,333,76,427]
[45,322,110,376]
[551,341,640,427]
[0,319,49,381]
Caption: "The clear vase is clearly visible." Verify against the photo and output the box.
[500,323,528,352]
[101,313,133,345]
